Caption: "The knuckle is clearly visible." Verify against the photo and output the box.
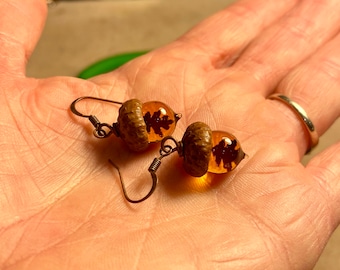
[318,57,340,82]
[285,16,315,45]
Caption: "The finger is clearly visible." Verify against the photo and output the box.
[231,0,340,94]
[306,141,340,223]
[0,0,47,76]
[177,0,298,66]
[269,31,340,155]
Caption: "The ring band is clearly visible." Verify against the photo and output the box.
[269,94,319,154]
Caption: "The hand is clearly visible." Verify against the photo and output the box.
[1,0,339,269]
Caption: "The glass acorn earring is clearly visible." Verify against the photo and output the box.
[70,96,182,151]
[118,121,246,203]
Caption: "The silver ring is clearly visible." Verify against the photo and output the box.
[269,94,319,154]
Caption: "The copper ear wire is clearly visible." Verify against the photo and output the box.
[109,137,181,203]
[70,96,123,117]
[70,96,122,138]
[108,160,158,204]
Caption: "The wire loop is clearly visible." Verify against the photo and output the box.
[159,136,181,157]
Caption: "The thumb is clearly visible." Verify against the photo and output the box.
[0,0,47,76]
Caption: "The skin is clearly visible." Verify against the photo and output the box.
[1,0,340,269]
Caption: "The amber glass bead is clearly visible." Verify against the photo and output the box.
[142,101,181,142]
[208,131,245,174]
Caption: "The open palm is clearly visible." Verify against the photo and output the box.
[1,0,340,269]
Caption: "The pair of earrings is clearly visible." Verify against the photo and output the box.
[71,96,246,203]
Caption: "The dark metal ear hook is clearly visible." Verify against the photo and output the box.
[70,96,123,117]
[70,96,122,138]
[108,160,158,203]
[109,136,181,203]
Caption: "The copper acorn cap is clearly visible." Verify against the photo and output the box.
[117,99,149,152]
[182,122,213,177]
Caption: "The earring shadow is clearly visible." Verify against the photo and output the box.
[158,157,229,200]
